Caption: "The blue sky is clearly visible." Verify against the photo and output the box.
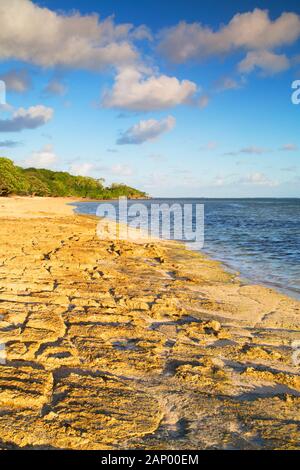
[0,0,299,197]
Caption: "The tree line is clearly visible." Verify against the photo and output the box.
[0,157,147,199]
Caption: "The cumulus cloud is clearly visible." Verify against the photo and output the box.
[0,105,53,132]
[102,67,197,111]
[0,69,31,93]
[69,161,134,178]
[131,25,153,41]
[0,2,198,111]
[238,50,290,75]
[0,0,140,70]
[117,115,176,145]
[24,144,58,169]
[158,9,300,73]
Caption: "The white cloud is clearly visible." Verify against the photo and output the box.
[25,144,58,169]
[69,162,96,176]
[102,67,197,111]
[0,69,31,93]
[131,25,153,41]
[158,9,300,74]
[0,0,139,70]
[238,50,290,75]
[117,115,176,145]
[0,105,53,132]
[68,161,134,178]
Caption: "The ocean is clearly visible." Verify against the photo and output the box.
[72,198,300,301]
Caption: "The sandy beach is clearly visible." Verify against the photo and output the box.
[0,196,299,450]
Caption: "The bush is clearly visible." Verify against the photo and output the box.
[0,158,28,195]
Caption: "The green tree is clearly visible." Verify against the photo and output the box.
[0,157,147,199]
[0,158,28,195]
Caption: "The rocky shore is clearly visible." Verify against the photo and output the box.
[0,197,299,449]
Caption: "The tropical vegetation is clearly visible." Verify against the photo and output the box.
[0,157,147,199]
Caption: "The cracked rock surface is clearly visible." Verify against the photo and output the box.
[0,202,299,449]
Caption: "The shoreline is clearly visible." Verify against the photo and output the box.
[3,196,299,301]
[73,198,300,303]
[0,196,299,450]
[201,251,300,302]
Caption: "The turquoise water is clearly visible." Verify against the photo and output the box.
[73,198,300,300]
